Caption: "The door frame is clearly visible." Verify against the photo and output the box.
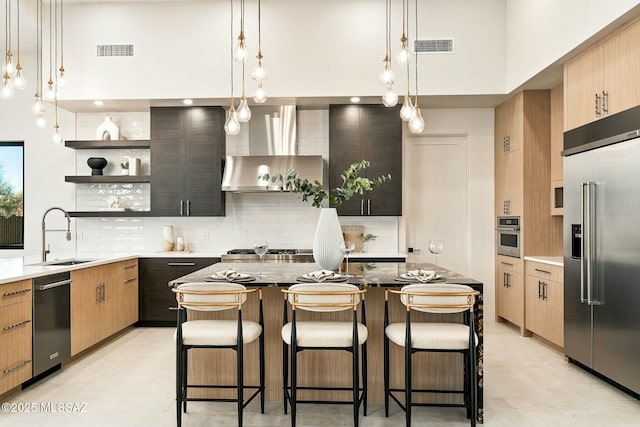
[401,131,471,275]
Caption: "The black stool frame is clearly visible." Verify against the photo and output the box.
[281,287,368,427]
[383,288,479,427]
[174,287,265,427]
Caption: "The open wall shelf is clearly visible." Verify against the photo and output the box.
[65,140,150,149]
[65,175,151,184]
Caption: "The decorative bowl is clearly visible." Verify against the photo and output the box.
[87,157,108,176]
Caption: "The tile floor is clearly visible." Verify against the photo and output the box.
[2,321,638,426]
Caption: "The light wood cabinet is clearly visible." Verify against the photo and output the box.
[564,16,640,131]
[550,84,564,216]
[525,261,564,347]
[496,256,525,334]
[0,279,32,395]
[71,259,139,356]
[494,94,524,217]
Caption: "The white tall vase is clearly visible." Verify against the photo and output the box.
[312,208,344,271]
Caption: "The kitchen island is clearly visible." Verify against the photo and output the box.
[170,262,484,423]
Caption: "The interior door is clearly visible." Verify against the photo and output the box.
[405,135,468,274]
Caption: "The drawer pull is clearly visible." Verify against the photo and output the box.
[124,278,137,283]
[3,319,31,331]
[3,359,31,374]
[3,288,31,297]
[500,261,514,267]
[534,268,552,275]
[167,262,196,266]
[124,264,137,269]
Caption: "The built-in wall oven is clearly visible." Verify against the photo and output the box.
[496,216,520,258]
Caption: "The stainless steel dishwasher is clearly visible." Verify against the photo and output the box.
[32,271,71,377]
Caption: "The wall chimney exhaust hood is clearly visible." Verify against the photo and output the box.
[221,105,323,192]
[221,155,323,192]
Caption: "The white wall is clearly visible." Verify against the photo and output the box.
[505,0,640,90]
[0,55,77,260]
[400,108,495,320]
[59,0,507,101]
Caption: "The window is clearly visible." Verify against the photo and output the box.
[0,142,24,249]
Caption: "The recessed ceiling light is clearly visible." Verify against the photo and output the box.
[183,99,193,105]
[350,97,360,103]
[94,100,104,106]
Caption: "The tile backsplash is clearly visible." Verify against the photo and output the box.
[74,109,398,257]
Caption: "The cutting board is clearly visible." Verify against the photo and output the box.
[341,225,365,253]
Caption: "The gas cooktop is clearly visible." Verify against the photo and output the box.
[222,249,314,262]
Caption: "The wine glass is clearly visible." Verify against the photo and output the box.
[253,240,269,277]
[428,240,445,266]
[340,240,356,276]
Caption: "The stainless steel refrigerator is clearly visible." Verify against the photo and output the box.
[563,106,640,396]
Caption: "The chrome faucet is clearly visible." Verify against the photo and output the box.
[42,207,72,262]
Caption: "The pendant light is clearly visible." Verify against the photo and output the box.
[33,0,46,128]
[399,0,414,121]
[51,0,63,144]
[12,0,25,90]
[224,0,240,136]
[397,0,410,64]
[237,63,251,122]
[252,0,267,103]
[233,0,247,62]
[57,0,65,87]
[381,0,397,107]
[1,0,15,99]
[408,0,424,134]
[43,0,56,102]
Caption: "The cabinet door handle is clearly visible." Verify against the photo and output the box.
[180,200,184,216]
[367,199,371,215]
[2,288,31,297]
[602,90,608,114]
[124,264,137,270]
[595,93,601,116]
[503,272,510,288]
[534,268,551,275]
[500,261,514,267]
[538,280,543,299]
[187,200,191,216]
[542,282,548,301]
[360,199,364,216]
[3,360,31,375]
[96,284,101,303]
[124,278,137,284]
[167,262,196,266]
[3,319,31,331]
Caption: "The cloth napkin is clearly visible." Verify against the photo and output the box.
[214,269,243,280]
[406,269,436,282]
[305,269,337,282]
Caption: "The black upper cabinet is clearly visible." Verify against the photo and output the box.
[329,105,402,216]
[151,107,225,216]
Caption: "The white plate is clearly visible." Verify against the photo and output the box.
[211,273,250,280]
[399,273,442,282]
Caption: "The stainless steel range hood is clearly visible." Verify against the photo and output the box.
[221,155,323,192]
[221,105,324,192]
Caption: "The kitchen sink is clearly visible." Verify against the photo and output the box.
[29,259,98,266]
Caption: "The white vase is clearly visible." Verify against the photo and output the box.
[312,208,344,271]
[96,116,120,140]
[162,225,175,251]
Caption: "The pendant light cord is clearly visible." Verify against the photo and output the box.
[16,0,19,63]
[257,0,261,54]
[35,0,40,94]
[48,0,52,82]
[405,0,410,95]
[414,0,419,106]
[60,0,64,71]
[230,0,234,104]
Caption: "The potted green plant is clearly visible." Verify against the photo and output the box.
[359,233,377,253]
[120,161,129,176]
[260,160,390,270]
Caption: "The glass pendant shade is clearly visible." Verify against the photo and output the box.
[57,70,66,88]
[397,45,410,64]
[408,106,425,133]
[32,96,43,114]
[3,58,15,78]
[233,39,248,62]
[224,107,241,135]
[382,85,398,107]
[237,97,251,122]
[44,81,56,101]
[253,84,267,103]
[379,61,395,85]
[0,77,14,99]
[51,125,63,144]
[35,113,46,128]
[252,61,266,82]
[13,69,26,90]
[400,94,415,121]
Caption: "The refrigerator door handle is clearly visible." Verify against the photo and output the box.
[581,182,588,304]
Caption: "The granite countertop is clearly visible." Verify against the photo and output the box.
[168,261,482,288]
[523,256,564,267]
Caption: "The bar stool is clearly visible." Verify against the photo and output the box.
[281,283,368,427]
[384,283,479,426]
[173,282,265,427]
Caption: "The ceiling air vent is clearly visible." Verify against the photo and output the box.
[96,44,134,57]
[414,38,454,54]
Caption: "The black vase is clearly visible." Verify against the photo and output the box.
[87,157,108,176]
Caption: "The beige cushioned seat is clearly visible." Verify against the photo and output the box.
[385,322,477,350]
[282,321,368,347]
[176,320,262,346]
